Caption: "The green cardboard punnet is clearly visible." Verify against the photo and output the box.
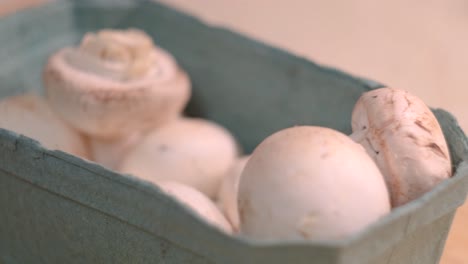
[0,1,467,263]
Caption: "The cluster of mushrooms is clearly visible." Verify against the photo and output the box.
[0,28,452,241]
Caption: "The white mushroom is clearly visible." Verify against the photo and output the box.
[88,131,143,170]
[0,93,89,158]
[118,117,238,198]
[350,87,451,207]
[238,126,390,241]
[43,28,190,168]
[158,181,233,234]
[217,155,249,232]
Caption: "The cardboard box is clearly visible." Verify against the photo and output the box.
[0,1,467,263]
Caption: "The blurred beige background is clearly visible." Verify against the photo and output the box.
[160,0,468,133]
[2,1,468,263]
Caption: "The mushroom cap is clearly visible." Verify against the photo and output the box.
[43,28,190,140]
[0,93,89,158]
[118,117,238,198]
[158,181,233,234]
[351,87,451,207]
[238,126,390,241]
[217,155,250,232]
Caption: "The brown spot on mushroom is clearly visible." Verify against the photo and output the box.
[401,95,412,113]
[298,228,313,239]
[320,152,329,159]
[388,177,403,206]
[426,143,447,159]
[375,119,396,134]
[372,95,378,99]
[394,122,402,131]
[10,96,38,112]
[415,120,431,134]
[406,132,418,142]
[379,139,402,206]
[43,67,62,86]
[158,144,168,152]
[99,49,106,58]
[447,169,453,178]
[297,211,319,239]
[404,95,412,108]
[238,197,250,224]
[365,138,379,155]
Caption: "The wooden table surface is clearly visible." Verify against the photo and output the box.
[2,1,467,263]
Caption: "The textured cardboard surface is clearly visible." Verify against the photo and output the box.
[0,1,467,263]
